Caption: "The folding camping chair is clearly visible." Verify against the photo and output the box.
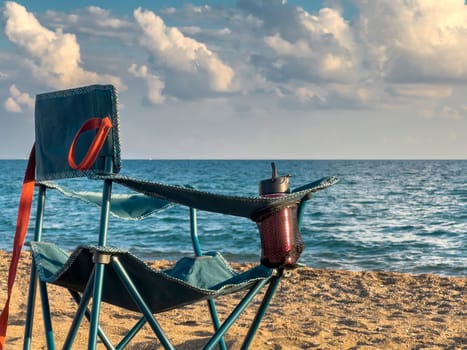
[0,84,337,350]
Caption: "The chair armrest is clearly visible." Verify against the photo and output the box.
[95,174,338,220]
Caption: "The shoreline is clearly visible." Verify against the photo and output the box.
[1,251,465,349]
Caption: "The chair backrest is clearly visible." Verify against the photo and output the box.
[34,84,121,181]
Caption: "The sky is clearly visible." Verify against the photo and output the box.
[0,0,466,159]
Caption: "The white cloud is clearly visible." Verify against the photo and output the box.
[4,97,21,112]
[355,0,467,83]
[10,84,34,107]
[86,6,129,29]
[240,1,358,84]
[1,0,465,114]
[133,7,235,101]
[387,85,453,99]
[440,105,465,120]
[293,86,325,104]
[264,34,312,58]
[4,84,34,112]
[145,75,166,104]
[3,1,124,89]
[128,63,148,79]
[42,6,133,40]
[128,63,165,104]
[236,0,467,111]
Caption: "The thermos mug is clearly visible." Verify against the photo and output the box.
[257,163,304,268]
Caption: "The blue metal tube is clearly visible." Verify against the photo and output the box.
[23,185,47,350]
[88,178,113,350]
[297,200,307,229]
[190,207,226,349]
[67,287,115,350]
[202,277,271,350]
[88,263,106,350]
[38,281,55,350]
[64,286,93,349]
[73,291,115,350]
[62,268,102,349]
[97,179,113,247]
[189,207,202,257]
[23,264,38,350]
[111,257,175,350]
[116,317,147,350]
[240,274,282,350]
[207,299,227,350]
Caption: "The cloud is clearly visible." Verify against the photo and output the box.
[439,105,466,120]
[128,63,165,104]
[42,6,133,40]
[133,7,235,101]
[239,0,358,84]
[85,6,129,29]
[4,84,34,113]
[3,1,124,89]
[4,97,21,113]
[2,0,465,114]
[386,85,453,99]
[234,0,467,111]
[355,0,467,83]
[128,63,148,79]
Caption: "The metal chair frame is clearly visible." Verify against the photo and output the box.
[23,176,284,350]
[9,84,336,350]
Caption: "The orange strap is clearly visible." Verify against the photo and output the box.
[68,116,113,170]
[0,146,36,349]
[0,116,112,348]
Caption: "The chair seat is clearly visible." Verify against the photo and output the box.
[30,242,273,314]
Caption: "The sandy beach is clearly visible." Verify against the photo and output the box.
[0,251,465,349]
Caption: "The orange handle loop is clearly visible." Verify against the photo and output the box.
[68,116,113,171]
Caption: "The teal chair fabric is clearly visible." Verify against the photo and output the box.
[40,181,173,220]
[20,84,338,350]
[34,85,121,181]
[30,242,273,313]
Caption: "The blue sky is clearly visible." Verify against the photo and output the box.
[1,0,466,159]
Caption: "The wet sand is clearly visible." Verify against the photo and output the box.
[0,251,465,349]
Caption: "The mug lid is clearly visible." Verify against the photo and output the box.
[259,162,291,195]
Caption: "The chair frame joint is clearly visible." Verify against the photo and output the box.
[92,251,112,265]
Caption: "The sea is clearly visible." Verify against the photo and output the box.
[0,160,465,277]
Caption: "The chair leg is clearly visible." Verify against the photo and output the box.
[23,263,38,350]
[240,274,282,350]
[87,175,113,349]
[24,185,48,349]
[63,280,95,349]
[64,266,114,350]
[88,263,107,350]
[38,281,56,349]
[207,299,227,350]
[67,288,115,350]
[115,317,146,350]
[202,277,271,350]
[111,256,175,350]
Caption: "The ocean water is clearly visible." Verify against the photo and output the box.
[0,160,465,277]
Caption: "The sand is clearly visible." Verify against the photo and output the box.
[0,251,465,349]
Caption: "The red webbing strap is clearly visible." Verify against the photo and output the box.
[0,116,112,348]
[0,145,36,349]
[68,116,113,171]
